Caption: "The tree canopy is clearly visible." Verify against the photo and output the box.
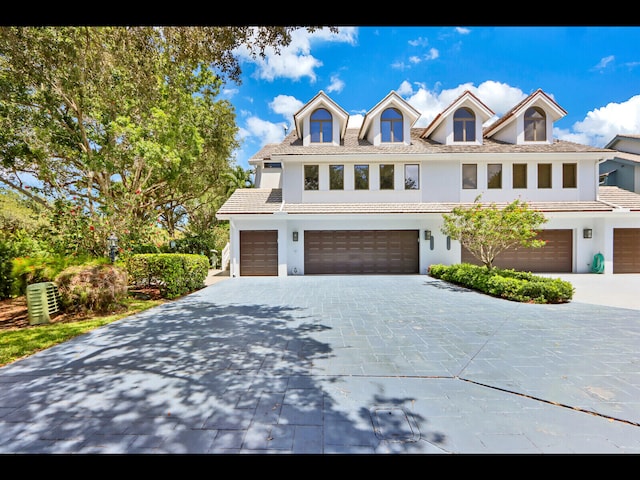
[0,26,322,256]
[441,196,548,269]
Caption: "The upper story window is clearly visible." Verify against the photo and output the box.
[381,108,403,143]
[524,107,546,142]
[404,164,419,190]
[310,108,332,143]
[380,164,394,190]
[329,164,344,190]
[487,164,502,189]
[538,163,552,188]
[304,165,319,190]
[462,164,477,189]
[354,165,369,190]
[453,107,476,142]
[513,164,527,188]
[563,163,577,188]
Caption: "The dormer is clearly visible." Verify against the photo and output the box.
[420,90,494,145]
[359,91,420,146]
[294,91,349,147]
[483,89,567,145]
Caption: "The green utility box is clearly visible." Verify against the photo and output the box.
[26,282,61,325]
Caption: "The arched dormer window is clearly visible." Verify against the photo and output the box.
[310,108,332,143]
[453,107,476,142]
[381,108,403,143]
[524,107,546,141]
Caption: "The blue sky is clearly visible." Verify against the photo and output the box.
[223,26,640,171]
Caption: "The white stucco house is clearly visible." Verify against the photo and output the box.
[600,134,640,194]
[217,89,640,276]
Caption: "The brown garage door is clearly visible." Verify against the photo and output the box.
[304,230,419,274]
[461,229,573,272]
[240,230,278,276]
[614,228,640,273]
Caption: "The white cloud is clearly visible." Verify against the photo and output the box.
[455,27,471,35]
[326,75,345,93]
[592,55,615,72]
[400,80,527,128]
[408,36,429,47]
[563,95,640,147]
[236,27,358,83]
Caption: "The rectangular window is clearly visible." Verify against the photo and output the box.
[563,163,577,188]
[487,164,502,189]
[379,164,394,190]
[404,164,419,190]
[329,164,344,190]
[304,165,319,190]
[538,163,552,188]
[354,165,369,190]
[513,164,527,188]
[462,164,477,189]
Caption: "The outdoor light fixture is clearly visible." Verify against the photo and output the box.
[107,233,118,263]
[424,230,431,240]
[446,236,451,250]
[583,228,593,239]
[293,231,298,242]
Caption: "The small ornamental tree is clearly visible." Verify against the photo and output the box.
[441,196,548,269]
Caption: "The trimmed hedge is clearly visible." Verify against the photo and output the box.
[126,253,209,299]
[428,263,574,304]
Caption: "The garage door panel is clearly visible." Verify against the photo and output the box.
[240,230,278,276]
[304,230,419,274]
[461,229,572,273]
[614,228,640,273]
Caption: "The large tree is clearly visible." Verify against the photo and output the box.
[0,26,325,255]
[441,196,548,269]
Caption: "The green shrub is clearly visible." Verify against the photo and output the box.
[10,254,101,297]
[55,263,129,314]
[428,263,573,304]
[126,253,209,299]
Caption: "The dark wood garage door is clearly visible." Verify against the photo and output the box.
[614,228,640,273]
[461,229,573,272]
[240,230,278,276]
[304,230,419,274]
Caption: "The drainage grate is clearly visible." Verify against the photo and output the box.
[370,406,420,442]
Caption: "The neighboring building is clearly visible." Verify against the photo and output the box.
[600,134,640,194]
[217,89,640,276]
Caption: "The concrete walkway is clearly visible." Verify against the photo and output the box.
[0,273,639,454]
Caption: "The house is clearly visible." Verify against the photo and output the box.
[600,134,640,194]
[216,89,640,276]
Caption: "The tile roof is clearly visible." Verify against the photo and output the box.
[217,186,640,217]
[248,128,612,163]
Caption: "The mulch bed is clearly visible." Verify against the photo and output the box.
[0,286,164,331]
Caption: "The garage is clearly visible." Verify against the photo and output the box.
[304,230,419,274]
[613,228,640,273]
[461,229,573,273]
[239,230,278,276]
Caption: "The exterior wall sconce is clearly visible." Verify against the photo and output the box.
[446,236,451,250]
[293,231,298,242]
[424,230,431,240]
[583,228,593,239]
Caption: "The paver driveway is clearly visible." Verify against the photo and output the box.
[0,275,639,454]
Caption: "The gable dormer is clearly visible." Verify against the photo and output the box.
[483,89,567,145]
[420,90,494,145]
[294,91,349,147]
[359,91,420,146]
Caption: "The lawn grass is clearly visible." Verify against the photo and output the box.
[0,298,165,367]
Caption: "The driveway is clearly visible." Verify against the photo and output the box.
[0,274,639,454]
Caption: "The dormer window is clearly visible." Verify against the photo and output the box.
[524,107,546,142]
[453,107,475,142]
[381,108,403,143]
[310,108,332,143]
